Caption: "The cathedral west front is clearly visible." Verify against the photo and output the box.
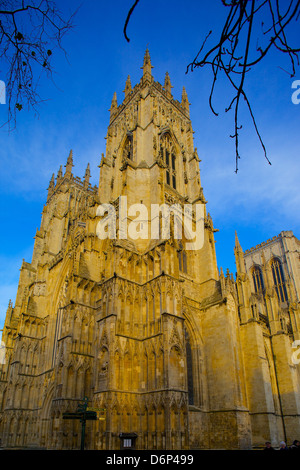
[0,51,299,450]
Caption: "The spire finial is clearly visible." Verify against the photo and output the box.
[57,165,63,182]
[6,300,13,320]
[84,163,91,188]
[234,231,246,274]
[111,92,117,107]
[47,173,55,200]
[110,92,118,121]
[141,48,153,81]
[235,231,242,250]
[124,75,132,98]
[65,150,74,178]
[164,72,173,97]
[48,173,55,188]
[181,87,190,117]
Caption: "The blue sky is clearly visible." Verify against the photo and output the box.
[0,0,299,330]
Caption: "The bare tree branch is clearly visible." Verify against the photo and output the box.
[0,0,76,129]
[186,0,300,172]
[124,0,300,172]
[124,0,140,43]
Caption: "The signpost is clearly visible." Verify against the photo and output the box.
[62,397,105,450]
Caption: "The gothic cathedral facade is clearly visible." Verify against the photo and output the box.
[0,51,300,450]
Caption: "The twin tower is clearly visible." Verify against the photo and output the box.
[0,51,300,450]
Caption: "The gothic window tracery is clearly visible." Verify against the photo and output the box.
[271,258,288,302]
[252,266,264,293]
[184,328,194,405]
[160,133,177,190]
[123,134,133,160]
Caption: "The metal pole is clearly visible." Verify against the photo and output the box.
[80,418,86,451]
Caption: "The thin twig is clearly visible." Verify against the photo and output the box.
[124,0,140,43]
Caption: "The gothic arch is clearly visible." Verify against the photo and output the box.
[269,257,288,303]
[159,127,181,155]
[40,383,55,448]
[132,353,140,391]
[66,365,74,398]
[148,349,156,390]
[251,264,264,293]
[123,350,132,390]
[159,131,178,190]
[114,350,121,389]
[182,309,206,408]
[121,131,134,161]
[169,344,184,389]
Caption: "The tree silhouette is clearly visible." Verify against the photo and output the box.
[124,0,300,172]
[0,1,76,129]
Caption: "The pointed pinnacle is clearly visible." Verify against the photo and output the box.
[57,165,63,179]
[110,92,118,117]
[164,72,173,96]
[124,75,132,97]
[141,48,153,78]
[48,173,55,189]
[235,231,243,251]
[143,48,151,65]
[85,163,91,178]
[64,149,74,177]
[67,149,73,164]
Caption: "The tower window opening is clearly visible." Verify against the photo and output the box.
[271,258,288,302]
[166,150,170,166]
[184,328,194,406]
[252,266,264,293]
[123,134,133,160]
[172,175,176,190]
[178,244,187,274]
[172,154,176,170]
[161,133,177,190]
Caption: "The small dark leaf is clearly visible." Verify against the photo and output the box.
[15,32,24,41]
[47,50,52,56]
[16,103,23,111]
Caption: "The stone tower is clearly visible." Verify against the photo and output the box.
[0,51,300,450]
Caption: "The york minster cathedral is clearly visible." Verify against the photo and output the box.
[0,51,300,450]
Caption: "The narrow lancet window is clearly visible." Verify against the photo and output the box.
[160,133,177,190]
[123,134,133,160]
[252,266,264,293]
[271,258,288,302]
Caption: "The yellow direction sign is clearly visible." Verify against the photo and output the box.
[87,407,106,421]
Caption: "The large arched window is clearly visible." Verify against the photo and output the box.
[123,133,133,160]
[160,133,177,190]
[271,258,288,302]
[252,266,264,293]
